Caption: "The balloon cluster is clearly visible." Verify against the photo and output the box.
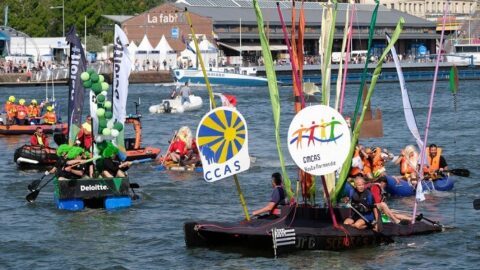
[80,69,124,142]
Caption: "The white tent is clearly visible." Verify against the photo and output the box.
[184,37,218,69]
[128,42,138,71]
[179,48,196,69]
[155,35,177,70]
[136,35,153,71]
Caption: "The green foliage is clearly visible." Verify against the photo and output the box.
[0,0,165,42]
[82,35,104,52]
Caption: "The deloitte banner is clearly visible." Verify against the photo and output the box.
[287,105,351,176]
[196,108,250,182]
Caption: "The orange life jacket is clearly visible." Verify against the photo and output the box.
[42,112,57,124]
[363,156,372,175]
[5,102,16,119]
[372,147,385,175]
[16,105,28,120]
[350,149,363,176]
[400,156,416,175]
[426,147,442,171]
[27,105,40,117]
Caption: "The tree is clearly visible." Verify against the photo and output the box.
[82,35,104,52]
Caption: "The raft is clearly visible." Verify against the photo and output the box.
[0,123,67,135]
[184,205,442,256]
[148,95,203,114]
[385,175,454,197]
[14,145,58,168]
[156,160,203,172]
[124,116,161,161]
[53,177,133,211]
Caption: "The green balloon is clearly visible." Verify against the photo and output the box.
[98,118,107,128]
[87,68,96,75]
[83,80,92,88]
[96,108,105,117]
[102,128,111,136]
[96,141,107,152]
[92,82,102,94]
[99,75,105,83]
[97,95,106,103]
[105,111,113,119]
[104,101,112,109]
[90,73,99,83]
[81,72,90,81]
[101,82,109,91]
[113,122,124,132]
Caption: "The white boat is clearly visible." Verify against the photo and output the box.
[149,95,203,114]
[446,43,480,65]
[172,68,268,87]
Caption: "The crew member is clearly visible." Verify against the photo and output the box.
[165,126,192,164]
[5,96,17,124]
[179,82,191,105]
[370,176,412,224]
[371,147,387,178]
[15,99,28,125]
[76,115,93,150]
[102,154,131,178]
[426,144,448,176]
[27,99,41,123]
[30,127,49,147]
[343,176,378,230]
[252,172,287,218]
[395,145,419,183]
[42,106,57,124]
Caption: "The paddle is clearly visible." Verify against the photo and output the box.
[26,175,56,202]
[131,158,153,164]
[157,131,178,171]
[27,174,47,192]
[346,203,395,244]
[473,199,480,210]
[415,213,440,225]
[130,183,140,200]
[445,168,470,177]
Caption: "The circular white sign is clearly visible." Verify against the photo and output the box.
[287,105,351,176]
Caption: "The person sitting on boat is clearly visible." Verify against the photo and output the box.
[76,115,93,150]
[350,145,369,178]
[343,176,378,230]
[179,82,191,105]
[165,126,192,165]
[27,99,42,124]
[394,145,419,184]
[58,146,86,180]
[182,137,201,167]
[15,99,29,125]
[169,86,178,99]
[81,150,94,178]
[4,96,17,125]
[45,144,71,177]
[251,172,287,218]
[424,144,448,179]
[370,176,412,225]
[30,127,49,148]
[102,145,131,178]
[42,106,57,125]
[371,147,387,179]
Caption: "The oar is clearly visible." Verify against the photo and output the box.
[415,213,440,225]
[26,175,56,202]
[346,203,394,244]
[445,168,470,177]
[27,174,47,192]
[157,131,178,171]
[473,199,480,210]
[130,183,140,200]
[131,158,153,164]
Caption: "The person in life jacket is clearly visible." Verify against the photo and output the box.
[252,172,287,218]
[30,127,49,148]
[165,126,192,165]
[425,144,448,177]
[27,99,42,121]
[15,99,29,125]
[370,176,412,225]
[42,106,57,124]
[343,176,379,230]
[76,115,93,150]
[371,147,387,178]
[394,145,419,183]
[4,96,17,124]
[350,144,372,178]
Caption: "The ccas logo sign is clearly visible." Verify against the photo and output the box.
[196,108,250,182]
[287,105,351,176]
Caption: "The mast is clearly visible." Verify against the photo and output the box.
[239,18,242,68]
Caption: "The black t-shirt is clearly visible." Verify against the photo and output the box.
[103,158,120,175]
[439,156,448,169]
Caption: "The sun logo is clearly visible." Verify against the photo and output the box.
[197,109,246,164]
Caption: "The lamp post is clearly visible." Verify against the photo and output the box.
[50,0,64,37]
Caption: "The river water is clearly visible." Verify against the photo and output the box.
[0,80,479,269]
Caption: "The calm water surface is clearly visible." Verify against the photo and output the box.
[0,80,479,269]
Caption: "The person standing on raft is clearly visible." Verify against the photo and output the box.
[4,96,17,125]
[15,99,29,125]
[42,106,57,125]
[179,82,191,105]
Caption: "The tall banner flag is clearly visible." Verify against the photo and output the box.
[196,108,250,182]
[66,26,87,145]
[287,105,351,176]
[112,24,132,156]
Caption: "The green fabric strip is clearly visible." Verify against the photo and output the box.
[333,18,404,203]
[253,0,293,199]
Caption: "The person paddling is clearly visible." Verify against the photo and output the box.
[424,144,448,179]
[343,176,379,230]
[251,172,287,218]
